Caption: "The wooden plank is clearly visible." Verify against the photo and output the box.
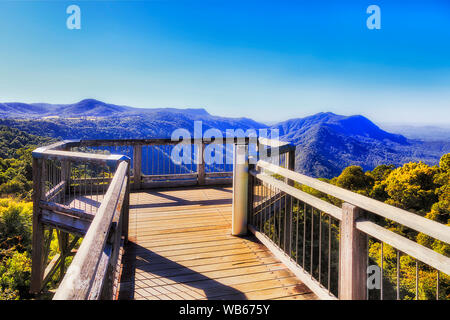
[34,149,127,163]
[142,173,198,181]
[206,172,233,178]
[40,201,94,221]
[204,178,232,186]
[127,226,231,239]
[41,209,90,236]
[76,137,256,148]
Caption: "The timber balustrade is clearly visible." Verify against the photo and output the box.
[242,159,450,300]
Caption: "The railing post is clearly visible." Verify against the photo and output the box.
[232,142,248,236]
[30,157,45,294]
[339,202,367,300]
[283,148,295,255]
[122,160,130,243]
[247,160,255,227]
[197,141,205,185]
[286,148,296,185]
[132,145,142,190]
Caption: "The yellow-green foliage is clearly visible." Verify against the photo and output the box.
[0,199,33,253]
[316,153,450,300]
[384,162,438,214]
[0,251,31,300]
[0,199,33,300]
[0,148,35,200]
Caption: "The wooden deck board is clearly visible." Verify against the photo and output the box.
[118,186,317,300]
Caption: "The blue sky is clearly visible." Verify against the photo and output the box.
[0,0,449,124]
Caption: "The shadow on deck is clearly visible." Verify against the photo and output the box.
[117,186,317,300]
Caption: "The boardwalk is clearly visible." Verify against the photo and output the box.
[117,186,317,300]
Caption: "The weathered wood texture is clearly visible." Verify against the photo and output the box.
[30,157,45,293]
[117,187,317,300]
[339,203,367,300]
[132,145,142,190]
[53,161,129,300]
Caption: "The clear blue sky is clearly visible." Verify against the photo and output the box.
[0,0,449,124]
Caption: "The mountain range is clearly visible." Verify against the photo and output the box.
[1,99,448,178]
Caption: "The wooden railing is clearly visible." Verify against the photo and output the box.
[73,138,241,189]
[31,140,130,299]
[235,156,450,300]
[53,161,129,299]
[31,136,294,299]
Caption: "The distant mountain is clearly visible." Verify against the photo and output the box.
[0,99,266,140]
[0,99,211,119]
[272,112,449,178]
[1,100,448,178]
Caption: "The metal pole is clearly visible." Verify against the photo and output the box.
[232,142,248,236]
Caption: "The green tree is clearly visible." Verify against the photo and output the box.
[331,165,374,196]
[384,162,438,215]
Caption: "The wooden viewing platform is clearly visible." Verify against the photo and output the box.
[31,138,450,300]
[117,187,317,300]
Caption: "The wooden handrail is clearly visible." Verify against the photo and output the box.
[77,137,270,147]
[256,160,450,244]
[53,161,128,300]
[356,218,450,275]
[33,149,129,163]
